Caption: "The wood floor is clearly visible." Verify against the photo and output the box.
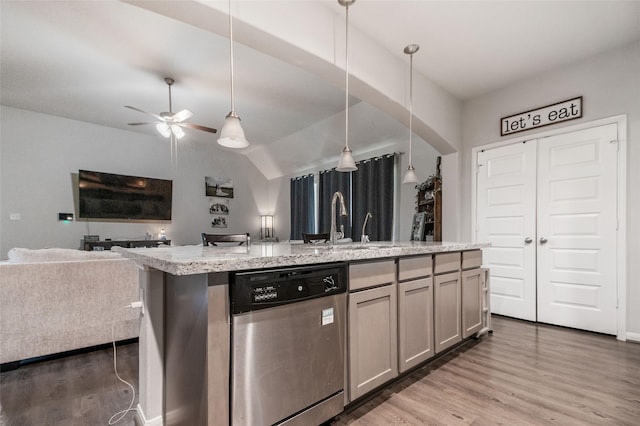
[1,316,639,425]
[334,317,640,425]
[0,343,138,426]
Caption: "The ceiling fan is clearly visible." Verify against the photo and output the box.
[125,77,217,139]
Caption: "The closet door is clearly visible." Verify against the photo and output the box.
[477,142,537,321]
[536,124,618,334]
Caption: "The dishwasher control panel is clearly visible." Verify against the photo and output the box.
[231,263,347,314]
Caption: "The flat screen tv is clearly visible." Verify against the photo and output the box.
[78,170,172,221]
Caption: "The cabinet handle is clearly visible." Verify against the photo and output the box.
[539,237,548,244]
[524,237,533,244]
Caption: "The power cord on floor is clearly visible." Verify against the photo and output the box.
[108,302,142,425]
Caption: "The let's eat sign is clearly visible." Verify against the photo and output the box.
[501,96,582,136]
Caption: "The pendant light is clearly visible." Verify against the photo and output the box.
[402,44,420,184]
[218,0,249,149]
[336,0,357,172]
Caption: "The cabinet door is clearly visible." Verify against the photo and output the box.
[434,271,461,353]
[398,277,434,373]
[461,268,483,338]
[348,284,398,401]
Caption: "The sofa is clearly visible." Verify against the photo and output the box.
[0,248,140,364]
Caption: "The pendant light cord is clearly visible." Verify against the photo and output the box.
[228,0,235,114]
[408,52,413,166]
[344,3,350,150]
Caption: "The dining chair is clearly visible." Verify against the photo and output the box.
[202,233,250,246]
[302,232,330,244]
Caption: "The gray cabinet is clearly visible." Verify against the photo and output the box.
[398,256,434,373]
[348,261,397,402]
[461,250,484,339]
[434,252,461,354]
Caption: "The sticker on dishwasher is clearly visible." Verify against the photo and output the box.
[321,308,334,326]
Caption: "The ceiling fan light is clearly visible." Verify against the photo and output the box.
[217,113,249,148]
[336,146,357,172]
[171,124,185,139]
[156,122,171,138]
[402,165,419,184]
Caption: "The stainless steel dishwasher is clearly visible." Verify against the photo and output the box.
[230,263,347,426]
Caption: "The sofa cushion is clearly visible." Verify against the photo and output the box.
[7,248,121,263]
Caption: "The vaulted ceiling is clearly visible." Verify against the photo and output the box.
[2,1,639,178]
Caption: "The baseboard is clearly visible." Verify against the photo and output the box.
[135,404,163,426]
[626,332,640,343]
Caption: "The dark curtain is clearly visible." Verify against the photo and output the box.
[352,154,395,242]
[318,169,352,238]
[290,174,315,240]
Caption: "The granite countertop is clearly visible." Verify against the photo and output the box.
[113,241,488,276]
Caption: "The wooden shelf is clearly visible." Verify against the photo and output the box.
[415,176,441,242]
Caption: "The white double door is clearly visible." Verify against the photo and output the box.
[476,124,619,334]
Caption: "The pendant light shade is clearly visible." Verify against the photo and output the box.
[218,0,249,149]
[336,0,357,172]
[218,112,249,148]
[337,146,357,171]
[402,43,420,184]
[402,165,418,184]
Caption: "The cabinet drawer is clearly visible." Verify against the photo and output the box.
[349,260,396,291]
[462,250,482,270]
[434,252,461,275]
[398,255,433,281]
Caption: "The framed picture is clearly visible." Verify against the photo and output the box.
[410,212,426,241]
[211,216,228,228]
[209,198,229,215]
[205,176,234,198]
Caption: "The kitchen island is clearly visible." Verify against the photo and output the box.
[115,241,489,426]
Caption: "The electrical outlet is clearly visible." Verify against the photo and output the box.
[10,213,21,221]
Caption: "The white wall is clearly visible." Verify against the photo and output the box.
[460,41,640,336]
[0,106,269,258]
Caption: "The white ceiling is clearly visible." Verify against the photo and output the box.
[2,1,639,178]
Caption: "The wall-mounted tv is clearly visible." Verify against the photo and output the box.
[78,170,172,221]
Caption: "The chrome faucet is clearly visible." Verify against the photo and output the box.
[330,191,348,245]
[361,212,372,243]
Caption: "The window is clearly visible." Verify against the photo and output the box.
[290,154,397,241]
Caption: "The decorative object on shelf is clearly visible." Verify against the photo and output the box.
[402,43,420,184]
[125,78,217,140]
[218,0,249,149]
[336,0,357,172]
[410,212,426,241]
[260,215,274,240]
[414,156,442,241]
[205,176,234,198]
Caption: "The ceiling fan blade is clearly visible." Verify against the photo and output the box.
[172,109,194,123]
[180,122,218,134]
[124,105,164,121]
[127,122,156,126]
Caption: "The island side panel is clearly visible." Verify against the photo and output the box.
[137,266,165,426]
[208,273,230,426]
[165,273,209,426]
